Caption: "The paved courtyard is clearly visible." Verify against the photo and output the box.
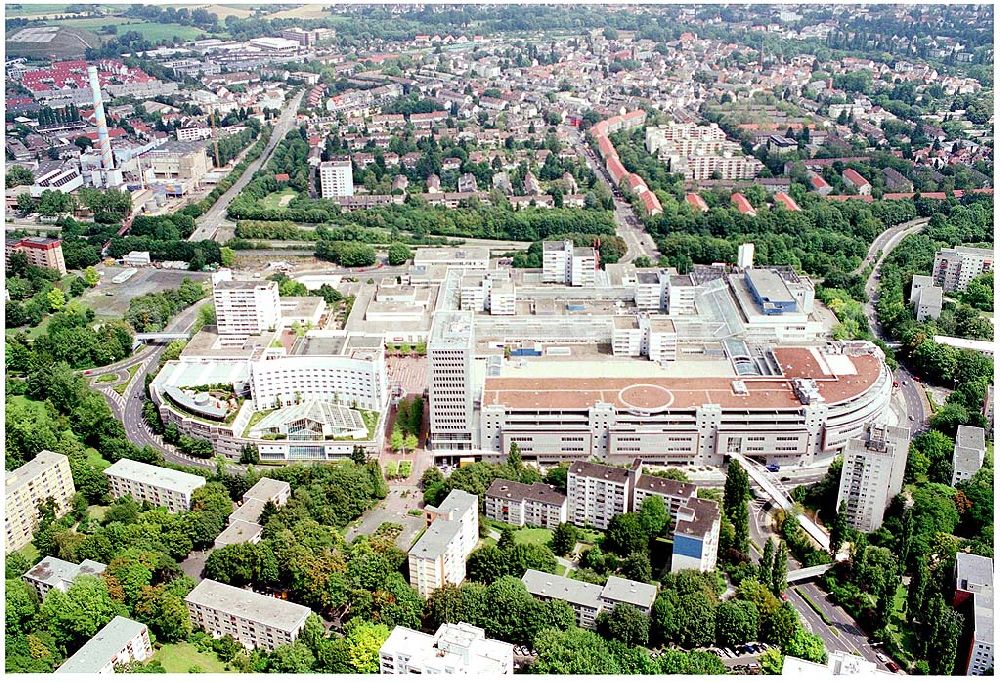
[345,487,426,551]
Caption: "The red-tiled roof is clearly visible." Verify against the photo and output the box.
[731,192,756,215]
[842,168,870,187]
[686,193,709,212]
[774,192,801,212]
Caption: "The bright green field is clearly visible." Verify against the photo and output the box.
[153,642,229,673]
[261,188,298,209]
[5,4,76,16]
[514,527,554,545]
[117,22,207,42]
[46,16,132,30]
[16,543,40,563]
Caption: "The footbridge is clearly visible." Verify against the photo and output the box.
[731,454,847,561]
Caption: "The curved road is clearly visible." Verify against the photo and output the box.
[188,89,305,243]
[862,218,931,430]
[91,303,244,473]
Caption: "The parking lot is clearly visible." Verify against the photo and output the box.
[79,267,211,318]
[704,641,773,671]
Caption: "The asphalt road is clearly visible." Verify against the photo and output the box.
[568,128,660,264]
[92,302,243,473]
[747,501,896,672]
[188,89,305,243]
[861,218,930,430]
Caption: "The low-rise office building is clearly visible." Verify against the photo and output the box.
[379,622,514,675]
[5,450,76,551]
[952,425,987,486]
[185,579,312,651]
[484,479,567,528]
[56,616,153,673]
[23,556,107,599]
[408,490,479,597]
[104,459,206,513]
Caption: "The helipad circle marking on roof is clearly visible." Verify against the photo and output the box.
[618,384,675,411]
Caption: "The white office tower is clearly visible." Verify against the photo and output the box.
[379,623,514,675]
[86,66,124,189]
[542,240,596,286]
[738,243,755,269]
[836,423,910,532]
[319,157,354,198]
[212,269,281,337]
[428,311,476,451]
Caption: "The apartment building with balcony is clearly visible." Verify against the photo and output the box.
[103,459,206,513]
[185,579,312,651]
[5,450,76,551]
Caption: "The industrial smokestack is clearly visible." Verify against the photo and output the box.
[87,66,114,171]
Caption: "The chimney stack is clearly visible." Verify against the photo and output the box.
[87,66,114,171]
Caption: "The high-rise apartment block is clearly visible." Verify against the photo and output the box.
[645,123,763,181]
[836,423,910,532]
[408,489,479,597]
[104,459,206,513]
[212,269,281,336]
[932,246,994,292]
[56,617,153,673]
[952,425,987,486]
[185,579,312,651]
[954,553,994,676]
[542,240,596,287]
[319,157,354,198]
[428,311,477,451]
[379,622,514,675]
[5,236,67,275]
[484,479,567,528]
[5,450,76,551]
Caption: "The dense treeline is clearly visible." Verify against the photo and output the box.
[124,278,207,333]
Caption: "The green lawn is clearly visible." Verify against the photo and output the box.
[261,188,298,209]
[15,543,40,564]
[883,584,917,668]
[514,527,554,546]
[5,3,77,16]
[85,447,111,471]
[45,15,132,29]
[153,642,229,673]
[25,315,53,340]
[126,364,141,382]
[87,505,109,522]
[97,373,118,383]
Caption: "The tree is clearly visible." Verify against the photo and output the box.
[46,287,66,312]
[604,513,648,556]
[386,243,412,266]
[596,603,650,647]
[724,463,750,518]
[715,599,760,648]
[550,522,578,556]
[621,552,653,583]
[784,628,827,663]
[732,499,750,555]
[675,591,716,648]
[771,542,788,596]
[350,445,367,465]
[760,648,784,674]
[6,166,34,188]
[531,627,622,674]
[239,443,259,465]
[758,538,775,588]
[829,502,849,558]
[268,641,316,673]
[343,618,391,673]
[38,575,128,649]
[638,495,669,538]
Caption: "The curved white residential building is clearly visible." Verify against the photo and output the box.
[250,353,387,412]
[479,341,892,467]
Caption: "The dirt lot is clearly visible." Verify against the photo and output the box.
[79,267,211,318]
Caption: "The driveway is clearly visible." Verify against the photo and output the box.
[345,487,425,551]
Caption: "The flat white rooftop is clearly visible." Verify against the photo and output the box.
[103,459,206,493]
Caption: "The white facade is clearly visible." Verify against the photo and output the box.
[952,425,987,486]
[738,243,755,269]
[57,617,153,673]
[836,423,910,532]
[250,353,387,412]
[542,240,596,286]
[104,459,206,513]
[379,623,514,675]
[408,490,479,597]
[177,126,212,141]
[212,269,281,336]
[611,315,677,363]
[645,123,762,181]
[933,246,994,292]
[484,479,567,528]
[5,450,75,551]
[319,158,354,198]
[185,579,312,651]
[428,311,477,451]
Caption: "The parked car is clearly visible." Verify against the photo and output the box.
[886,662,900,673]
